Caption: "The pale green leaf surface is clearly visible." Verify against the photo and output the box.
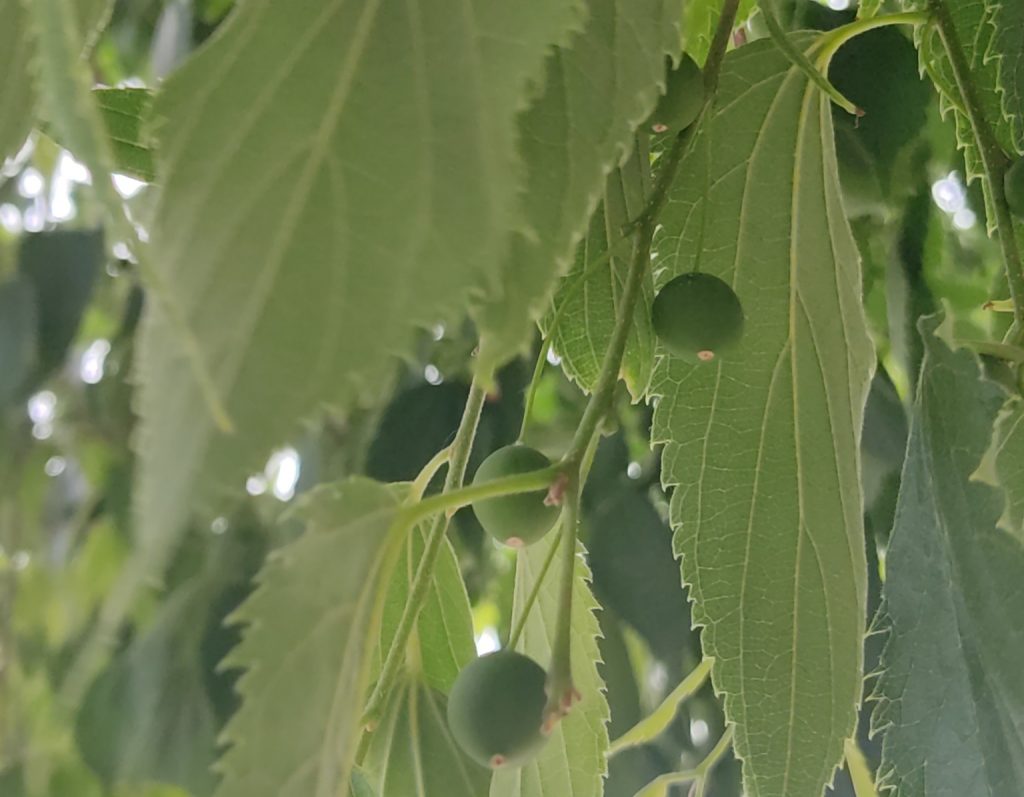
[475,0,681,374]
[377,527,475,693]
[136,0,583,560]
[1,0,112,163]
[364,680,490,797]
[490,538,609,797]
[651,37,874,797]
[973,395,1024,539]
[0,0,34,163]
[871,318,1024,796]
[857,0,882,20]
[214,478,404,797]
[24,0,130,238]
[991,0,1024,152]
[542,139,656,401]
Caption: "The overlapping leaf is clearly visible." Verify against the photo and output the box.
[490,538,609,797]
[973,395,1024,539]
[541,140,656,400]
[872,318,1024,796]
[136,0,584,559]
[363,680,490,797]
[913,0,1020,212]
[376,527,475,693]
[650,37,874,797]
[681,0,756,64]
[991,0,1024,152]
[475,0,681,373]
[214,479,405,797]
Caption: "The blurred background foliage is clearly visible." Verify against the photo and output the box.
[0,0,1012,795]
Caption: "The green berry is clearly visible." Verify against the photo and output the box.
[472,444,559,547]
[1005,157,1024,219]
[652,272,744,362]
[446,650,549,769]
[647,54,705,138]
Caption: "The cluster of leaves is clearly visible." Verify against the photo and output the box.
[1,1,1023,797]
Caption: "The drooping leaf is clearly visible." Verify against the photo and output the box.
[475,0,681,374]
[489,538,609,797]
[377,526,475,694]
[214,479,405,797]
[991,0,1024,152]
[541,139,656,401]
[363,680,490,797]
[651,37,874,797]
[93,88,156,183]
[18,229,104,377]
[0,278,38,408]
[871,317,1024,796]
[135,0,583,567]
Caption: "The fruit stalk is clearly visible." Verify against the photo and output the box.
[362,377,488,726]
[927,0,1024,335]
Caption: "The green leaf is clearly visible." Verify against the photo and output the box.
[682,0,756,64]
[136,0,583,564]
[871,317,1024,796]
[1,0,112,162]
[0,0,34,162]
[651,37,874,797]
[93,88,156,183]
[18,229,104,377]
[489,538,609,797]
[363,680,490,797]
[0,278,37,408]
[973,395,1024,539]
[913,0,1017,213]
[475,0,681,374]
[542,140,656,401]
[377,528,475,693]
[214,478,405,797]
[24,0,129,238]
[76,579,220,797]
[991,0,1024,153]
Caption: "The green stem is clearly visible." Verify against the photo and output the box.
[543,471,581,722]
[362,378,487,726]
[927,0,1024,334]
[758,0,861,115]
[507,521,565,649]
[815,11,929,63]
[844,738,879,797]
[399,464,563,531]
[409,446,451,501]
[519,339,551,440]
[634,727,734,797]
[607,657,714,756]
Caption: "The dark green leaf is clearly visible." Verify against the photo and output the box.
[872,316,1024,796]
[18,229,104,377]
[93,88,156,182]
[0,278,38,407]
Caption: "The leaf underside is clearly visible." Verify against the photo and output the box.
[214,479,404,797]
[489,538,610,797]
[542,138,656,401]
[872,317,1024,797]
[135,0,584,562]
[364,680,490,797]
[651,36,874,797]
[475,0,681,373]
